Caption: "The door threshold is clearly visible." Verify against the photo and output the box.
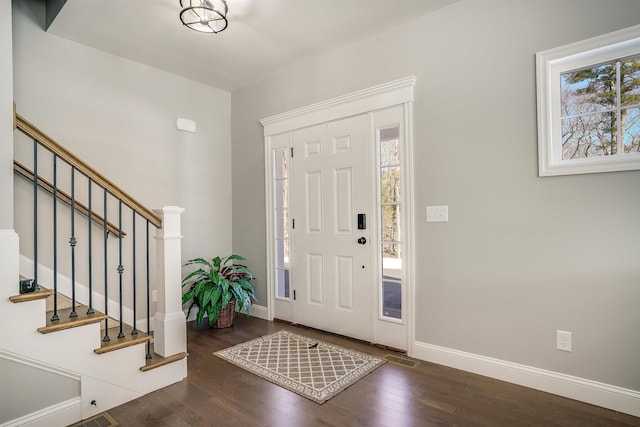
[272,318,406,354]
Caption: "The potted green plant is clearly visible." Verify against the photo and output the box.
[182,255,256,328]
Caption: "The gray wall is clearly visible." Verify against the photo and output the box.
[0,355,80,423]
[231,0,640,391]
[12,0,233,263]
[1,0,13,230]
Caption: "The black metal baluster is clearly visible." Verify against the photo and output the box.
[87,178,94,314]
[69,166,78,318]
[33,140,38,288]
[103,189,110,342]
[146,219,151,359]
[117,200,125,339]
[131,211,138,335]
[51,155,59,321]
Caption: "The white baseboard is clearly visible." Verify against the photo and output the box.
[0,397,82,427]
[247,304,268,320]
[413,340,640,418]
[184,303,269,323]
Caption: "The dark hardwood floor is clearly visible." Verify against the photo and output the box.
[106,316,640,426]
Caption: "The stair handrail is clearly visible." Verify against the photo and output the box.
[15,113,162,229]
[13,160,124,236]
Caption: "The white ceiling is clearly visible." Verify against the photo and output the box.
[48,0,456,92]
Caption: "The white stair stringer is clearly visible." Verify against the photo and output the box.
[1,231,187,426]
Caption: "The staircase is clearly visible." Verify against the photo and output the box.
[0,114,188,427]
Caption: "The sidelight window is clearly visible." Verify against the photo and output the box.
[273,148,290,299]
[378,126,402,320]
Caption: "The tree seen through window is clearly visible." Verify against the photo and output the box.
[561,55,640,159]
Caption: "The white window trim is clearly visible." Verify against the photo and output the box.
[536,24,640,176]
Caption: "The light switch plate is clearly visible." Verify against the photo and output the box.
[176,118,197,133]
[426,206,448,222]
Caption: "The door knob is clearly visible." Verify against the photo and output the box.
[357,237,367,245]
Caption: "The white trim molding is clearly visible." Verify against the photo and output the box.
[413,340,640,417]
[0,398,82,427]
[403,102,416,357]
[247,304,269,320]
[260,76,416,136]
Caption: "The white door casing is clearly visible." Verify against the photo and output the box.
[371,104,411,350]
[261,76,416,353]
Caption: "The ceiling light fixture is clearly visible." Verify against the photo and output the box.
[179,0,228,34]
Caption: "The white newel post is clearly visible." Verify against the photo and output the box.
[153,206,186,357]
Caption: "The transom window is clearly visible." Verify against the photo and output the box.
[537,24,640,176]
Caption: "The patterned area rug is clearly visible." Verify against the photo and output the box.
[214,330,385,404]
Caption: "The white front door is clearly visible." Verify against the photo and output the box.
[291,114,373,341]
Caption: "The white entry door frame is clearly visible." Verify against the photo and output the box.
[261,76,416,353]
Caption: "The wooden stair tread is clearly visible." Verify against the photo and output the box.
[95,325,151,354]
[38,306,107,334]
[9,287,54,303]
[140,351,188,372]
[45,290,73,312]
[13,283,186,371]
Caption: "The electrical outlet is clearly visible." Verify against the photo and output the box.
[152,290,158,303]
[556,330,572,352]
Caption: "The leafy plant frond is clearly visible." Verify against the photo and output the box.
[182,254,257,328]
[181,268,208,286]
[184,257,214,270]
